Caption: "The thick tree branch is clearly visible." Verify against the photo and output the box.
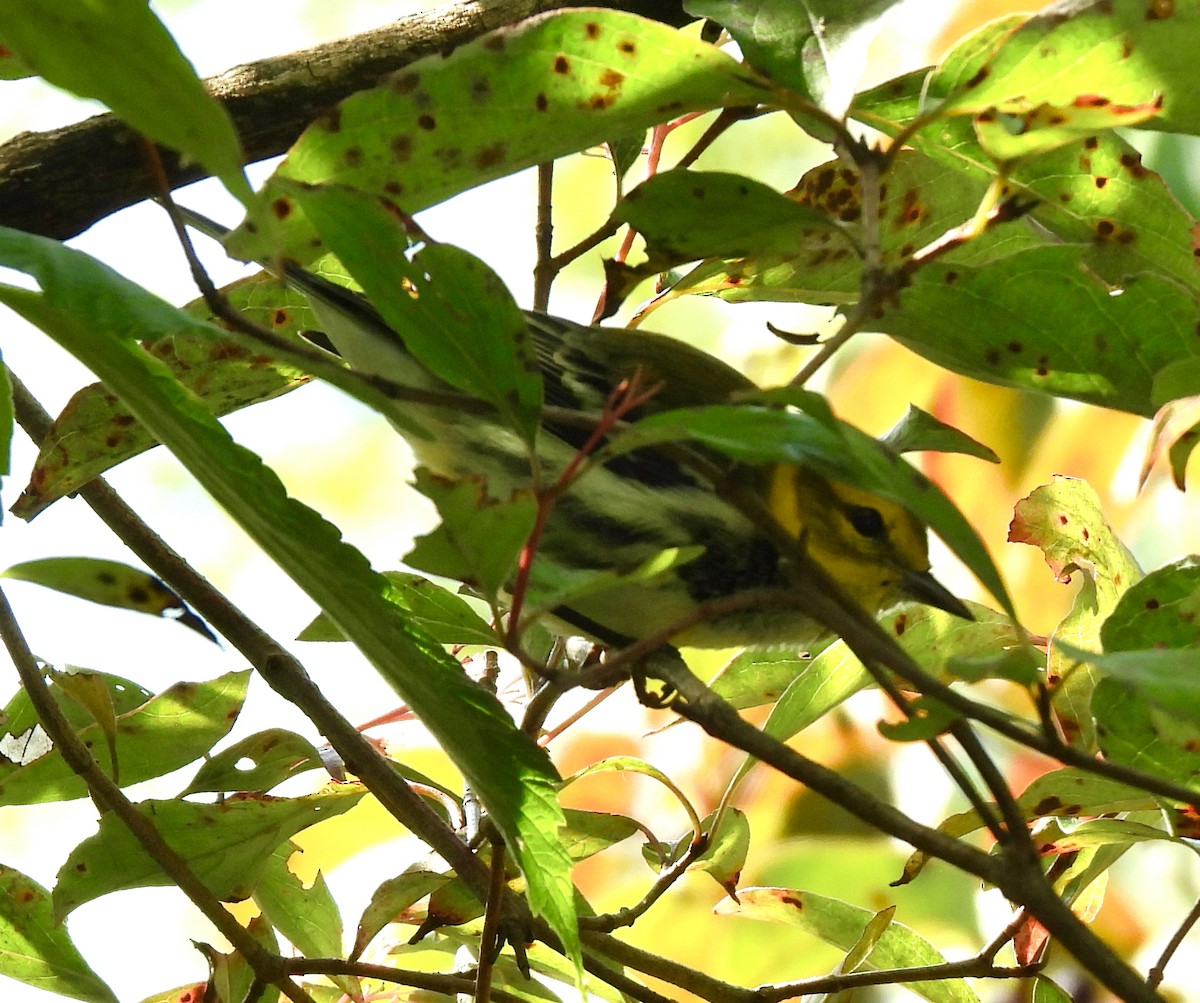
[0,0,688,240]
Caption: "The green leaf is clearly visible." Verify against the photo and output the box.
[298,572,498,646]
[196,915,279,1003]
[1060,643,1200,729]
[0,227,577,963]
[1102,556,1200,651]
[1010,476,1141,748]
[0,670,250,806]
[12,273,315,519]
[559,809,640,863]
[944,645,1041,686]
[707,649,825,710]
[253,844,358,999]
[351,868,452,961]
[0,0,250,203]
[522,544,704,628]
[689,808,749,896]
[877,696,959,741]
[182,729,323,795]
[715,887,980,1003]
[285,184,543,445]
[1032,975,1074,1003]
[687,0,904,113]
[1,557,214,640]
[612,170,839,271]
[879,405,1000,463]
[940,0,1194,135]
[53,787,365,920]
[1036,815,1178,852]
[0,864,117,1003]
[721,602,1023,791]
[841,905,896,977]
[229,9,769,262]
[406,470,538,600]
[564,756,701,839]
[1092,678,1200,787]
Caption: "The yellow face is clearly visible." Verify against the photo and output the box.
[765,466,932,614]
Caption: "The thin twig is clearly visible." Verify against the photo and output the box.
[474,841,510,1003]
[865,661,1008,842]
[1148,894,1200,989]
[283,958,529,1003]
[579,835,708,932]
[533,160,555,311]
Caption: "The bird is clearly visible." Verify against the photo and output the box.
[178,205,970,652]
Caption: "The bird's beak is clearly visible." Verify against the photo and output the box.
[900,569,974,621]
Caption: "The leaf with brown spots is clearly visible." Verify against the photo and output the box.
[1102,556,1200,651]
[1010,476,1141,749]
[610,169,841,276]
[1009,476,1140,591]
[1092,675,1200,785]
[975,94,1162,160]
[0,864,117,1003]
[677,151,1046,307]
[1,556,215,641]
[53,785,365,920]
[11,272,315,520]
[228,9,768,263]
[1065,643,1200,730]
[899,766,1157,883]
[182,728,323,795]
[935,0,1198,134]
[0,670,251,806]
[881,244,1200,417]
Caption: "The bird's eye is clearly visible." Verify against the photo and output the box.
[846,505,886,539]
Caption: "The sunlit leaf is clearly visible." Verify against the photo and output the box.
[182,729,323,795]
[0,865,117,1003]
[229,10,769,262]
[53,786,365,919]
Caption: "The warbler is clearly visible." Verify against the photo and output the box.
[181,208,969,649]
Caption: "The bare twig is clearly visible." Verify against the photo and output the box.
[1148,894,1200,989]
[579,834,708,932]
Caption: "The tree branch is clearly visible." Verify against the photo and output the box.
[0,0,689,240]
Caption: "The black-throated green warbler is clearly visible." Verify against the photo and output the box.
[182,208,969,649]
